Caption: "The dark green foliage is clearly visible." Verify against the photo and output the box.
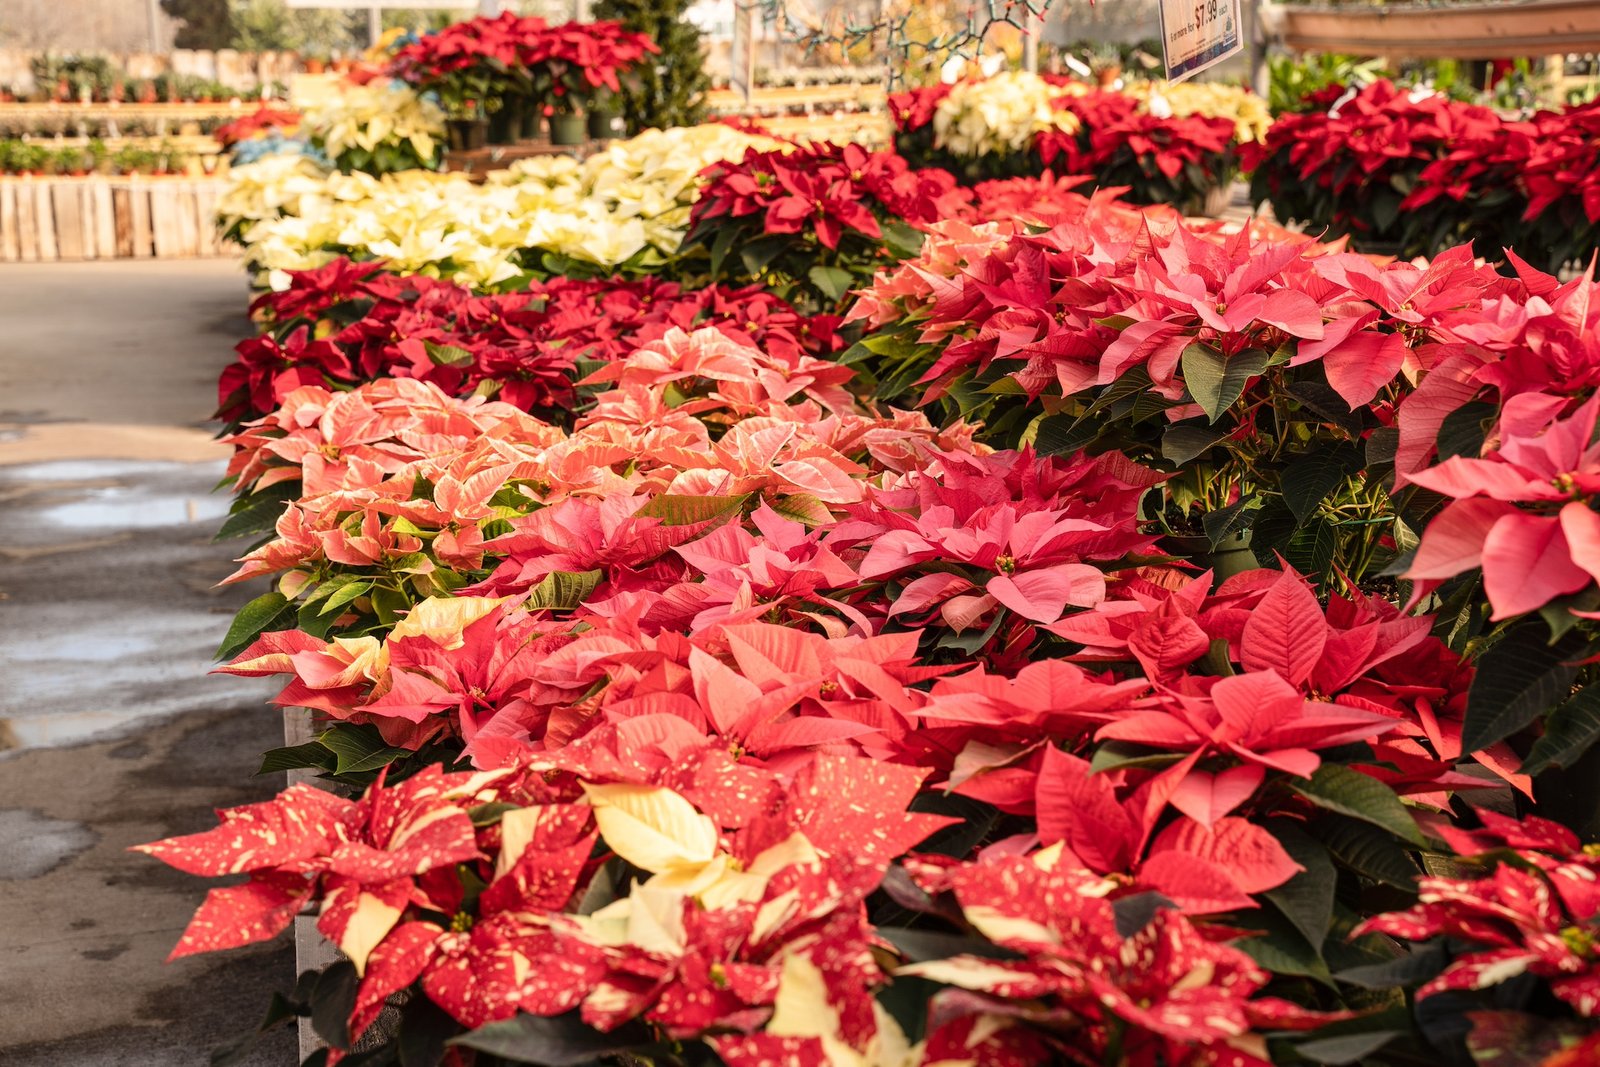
[161,0,235,50]
[590,0,709,133]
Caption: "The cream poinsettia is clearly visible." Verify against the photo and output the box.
[1128,80,1272,144]
[301,81,445,168]
[933,71,1079,158]
[768,955,927,1067]
[579,782,818,911]
[216,153,333,235]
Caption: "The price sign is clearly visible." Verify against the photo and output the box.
[1157,0,1242,83]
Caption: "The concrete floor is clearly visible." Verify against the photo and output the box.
[0,259,296,1065]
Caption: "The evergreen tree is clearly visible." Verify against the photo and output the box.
[161,0,234,50]
[590,0,709,133]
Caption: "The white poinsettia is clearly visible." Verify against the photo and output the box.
[933,70,1079,158]
[224,123,784,286]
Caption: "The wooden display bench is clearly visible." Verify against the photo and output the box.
[0,175,228,262]
[1266,0,1600,58]
[440,141,591,181]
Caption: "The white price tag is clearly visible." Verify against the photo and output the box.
[1157,0,1243,84]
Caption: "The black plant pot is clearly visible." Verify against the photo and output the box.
[1160,529,1258,580]
[587,108,623,140]
[446,118,488,152]
[487,97,527,145]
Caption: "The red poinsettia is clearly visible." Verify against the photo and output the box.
[1357,811,1600,1018]
[900,847,1347,1066]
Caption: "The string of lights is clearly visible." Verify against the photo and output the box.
[753,0,1061,83]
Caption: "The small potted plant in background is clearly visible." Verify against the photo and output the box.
[532,19,657,146]
[386,13,534,148]
[586,86,623,140]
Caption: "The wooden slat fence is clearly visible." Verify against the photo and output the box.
[0,176,226,261]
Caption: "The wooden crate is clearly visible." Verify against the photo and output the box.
[0,176,230,262]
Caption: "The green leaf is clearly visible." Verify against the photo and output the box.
[1237,907,1332,986]
[880,219,926,258]
[320,725,410,776]
[874,976,938,1046]
[1201,497,1261,549]
[524,569,602,612]
[1182,343,1268,423]
[1282,446,1359,523]
[906,793,999,859]
[397,998,457,1067]
[1161,423,1229,466]
[1263,822,1336,951]
[1462,619,1588,754]
[1521,685,1600,777]
[257,742,336,776]
[1130,390,1178,423]
[424,341,474,367]
[1292,765,1424,846]
[1335,940,1448,990]
[317,578,373,619]
[767,492,832,527]
[630,494,747,526]
[467,801,522,828]
[879,927,1021,963]
[1318,813,1420,889]
[1436,401,1496,461]
[707,220,739,277]
[1283,515,1338,584]
[449,1011,653,1065]
[1295,1031,1406,1065]
[807,265,856,302]
[1369,186,1402,233]
[1034,412,1102,457]
[1280,382,1356,435]
[1089,741,1184,774]
[310,961,358,1050]
[738,233,788,277]
[1112,891,1177,937]
[369,585,411,626]
[1083,366,1153,416]
[216,591,295,661]
[215,489,294,541]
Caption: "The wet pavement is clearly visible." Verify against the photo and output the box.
[0,260,296,1065]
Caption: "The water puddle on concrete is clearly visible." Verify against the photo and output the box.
[0,455,280,752]
[35,488,231,532]
[0,809,97,878]
[4,459,212,483]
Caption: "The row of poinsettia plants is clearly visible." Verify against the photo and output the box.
[1247,78,1600,270]
[137,131,1600,1067]
[893,71,1267,216]
[889,71,1600,272]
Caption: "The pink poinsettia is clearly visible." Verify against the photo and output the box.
[1406,392,1600,619]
